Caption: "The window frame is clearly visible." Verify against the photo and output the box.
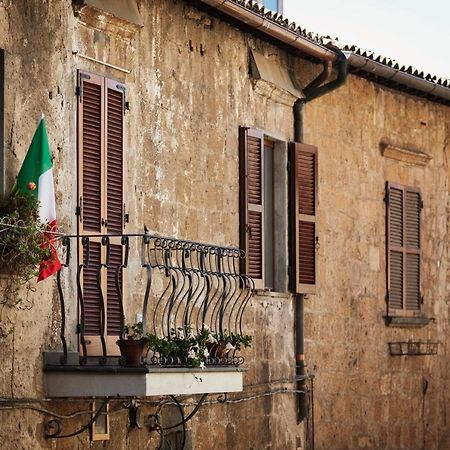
[239,127,317,294]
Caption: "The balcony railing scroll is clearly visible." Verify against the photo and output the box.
[55,232,254,367]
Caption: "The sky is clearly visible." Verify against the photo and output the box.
[283,0,450,79]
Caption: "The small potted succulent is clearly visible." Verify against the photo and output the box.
[117,321,149,367]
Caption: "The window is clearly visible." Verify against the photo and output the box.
[385,182,422,317]
[239,127,317,294]
[77,71,126,355]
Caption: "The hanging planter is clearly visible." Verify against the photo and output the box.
[0,192,51,308]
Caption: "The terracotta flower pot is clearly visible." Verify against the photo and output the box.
[117,339,149,367]
[207,340,230,359]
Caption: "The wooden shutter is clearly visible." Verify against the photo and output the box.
[105,80,125,335]
[290,143,317,294]
[106,244,123,336]
[77,71,126,355]
[405,189,421,311]
[83,242,102,335]
[386,183,421,316]
[239,127,264,288]
[78,71,104,233]
[106,79,125,234]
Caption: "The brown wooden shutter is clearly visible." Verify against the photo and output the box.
[405,188,421,312]
[83,242,102,335]
[106,79,125,234]
[239,127,264,288]
[78,71,104,233]
[107,244,123,335]
[290,143,317,294]
[386,183,421,316]
[77,72,126,355]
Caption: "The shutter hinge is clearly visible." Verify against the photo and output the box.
[421,295,424,304]
[75,85,82,98]
[125,101,130,112]
[287,265,291,277]
[76,197,83,221]
[384,191,390,205]
[385,291,390,303]
[287,160,291,174]
[420,199,424,209]
[76,324,81,334]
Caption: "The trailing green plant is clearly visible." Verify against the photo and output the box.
[146,325,252,368]
[123,321,145,340]
[0,192,51,308]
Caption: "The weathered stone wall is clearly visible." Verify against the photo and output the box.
[0,0,448,449]
[0,0,300,449]
[303,76,450,450]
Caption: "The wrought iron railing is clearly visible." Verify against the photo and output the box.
[55,232,254,367]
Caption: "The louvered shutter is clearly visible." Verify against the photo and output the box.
[386,183,421,316]
[83,242,102,335]
[106,244,123,336]
[106,79,125,234]
[290,143,317,294]
[405,189,421,311]
[239,127,264,288]
[77,72,126,355]
[105,80,125,335]
[78,72,104,233]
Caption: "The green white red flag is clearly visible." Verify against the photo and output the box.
[13,117,61,281]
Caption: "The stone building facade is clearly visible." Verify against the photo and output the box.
[0,1,448,449]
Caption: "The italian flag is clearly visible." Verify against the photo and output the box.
[13,117,61,281]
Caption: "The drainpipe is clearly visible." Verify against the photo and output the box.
[294,49,348,424]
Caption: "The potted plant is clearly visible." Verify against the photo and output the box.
[0,192,51,308]
[208,331,253,359]
[117,321,149,367]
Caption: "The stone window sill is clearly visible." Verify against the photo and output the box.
[384,315,433,328]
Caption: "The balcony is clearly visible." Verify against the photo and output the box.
[44,232,254,398]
